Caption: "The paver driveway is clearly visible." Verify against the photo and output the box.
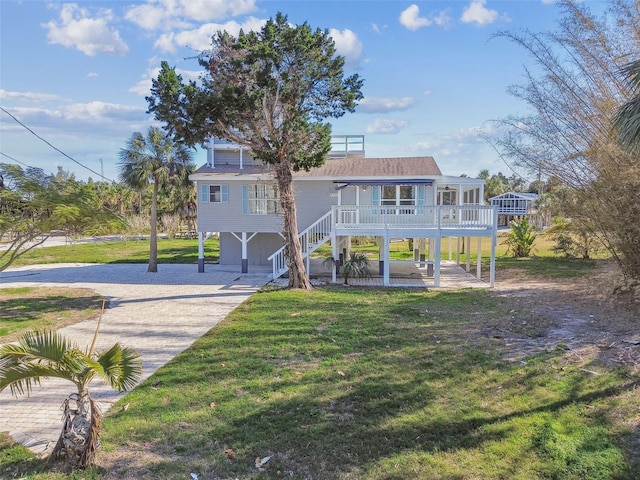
[0,263,271,454]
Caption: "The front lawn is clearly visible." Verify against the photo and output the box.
[0,287,104,343]
[3,287,638,479]
[9,237,219,267]
[61,287,637,479]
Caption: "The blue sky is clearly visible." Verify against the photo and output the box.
[0,0,567,183]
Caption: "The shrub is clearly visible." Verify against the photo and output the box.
[546,216,604,260]
[503,216,536,258]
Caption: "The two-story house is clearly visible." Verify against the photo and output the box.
[189,135,498,287]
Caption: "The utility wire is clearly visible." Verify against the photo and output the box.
[0,106,115,182]
[0,151,32,168]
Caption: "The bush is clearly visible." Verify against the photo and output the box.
[503,216,536,258]
[161,214,182,239]
[546,216,604,260]
[123,214,151,241]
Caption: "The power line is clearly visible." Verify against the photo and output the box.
[0,151,32,168]
[0,106,115,182]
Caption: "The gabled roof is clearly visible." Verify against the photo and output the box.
[191,156,442,180]
[297,156,441,178]
[489,192,539,201]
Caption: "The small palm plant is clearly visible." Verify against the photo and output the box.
[503,216,537,258]
[325,251,372,285]
[0,317,142,469]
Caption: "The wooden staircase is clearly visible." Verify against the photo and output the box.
[267,211,333,279]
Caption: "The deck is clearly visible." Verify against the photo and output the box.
[332,205,497,237]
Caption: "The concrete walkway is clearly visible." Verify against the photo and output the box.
[0,263,272,454]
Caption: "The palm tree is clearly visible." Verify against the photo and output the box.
[614,59,640,155]
[325,251,372,285]
[119,127,194,272]
[0,325,142,468]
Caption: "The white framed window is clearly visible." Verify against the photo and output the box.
[244,184,280,215]
[463,187,480,205]
[381,185,416,206]
[200,183,228,203]
[373,185,425,215]
[438,190,457,206]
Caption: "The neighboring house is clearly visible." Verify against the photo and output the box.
[189,135,498,287]
[489,192,539,227]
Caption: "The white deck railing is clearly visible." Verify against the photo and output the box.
[332,205,496,230]
[268,205,496,279]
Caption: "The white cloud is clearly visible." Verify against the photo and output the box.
[399,5,452,31]
[461,0,508,27]
[329,29,363,70]
[125,0,258,31]
[0,89,62,102]
[43,4,129,56]
[4,103,147,135]
[409,125,501,175]
[433,10,453,29]
[366,118,409,135]
[86,73,98,79]
[65,101,142,121]
[154,17,266,53]
[357,97,418,114]
[400,5,432,30]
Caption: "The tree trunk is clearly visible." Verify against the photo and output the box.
[49,391,102,469]
[148,181,159,273]
[275,160,312,289]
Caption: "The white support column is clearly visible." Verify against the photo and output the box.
[448,237,453,261]
[477,237,482,279]
[208,138,215,167]
[241,232,248,273]
[383,232,390,287]
[331,232,338,284]
[456,237,461,265]
[490,208,498,287]
[465,236,471,273]
[427,238,434,276]
[434,235,442,287]
[198,231,205,273]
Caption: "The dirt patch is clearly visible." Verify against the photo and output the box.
[486,261,640,369]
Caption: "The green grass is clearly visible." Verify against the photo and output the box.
[10,237,219,267]
[2,236,634,478]
[2,288,638,478]
[49,288,636,479]
[0,433,100,480]
[0,287,104,343]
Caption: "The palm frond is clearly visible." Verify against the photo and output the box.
[0,362,78,396]
[90,344,143,392]
[0,330,76,364]
[0,330,91,395]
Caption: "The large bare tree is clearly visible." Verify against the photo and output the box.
[490,0,640,282]
[146,13,363,289]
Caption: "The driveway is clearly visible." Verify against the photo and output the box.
[0,263,272,454]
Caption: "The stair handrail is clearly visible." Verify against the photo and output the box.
[267,210,333,279]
